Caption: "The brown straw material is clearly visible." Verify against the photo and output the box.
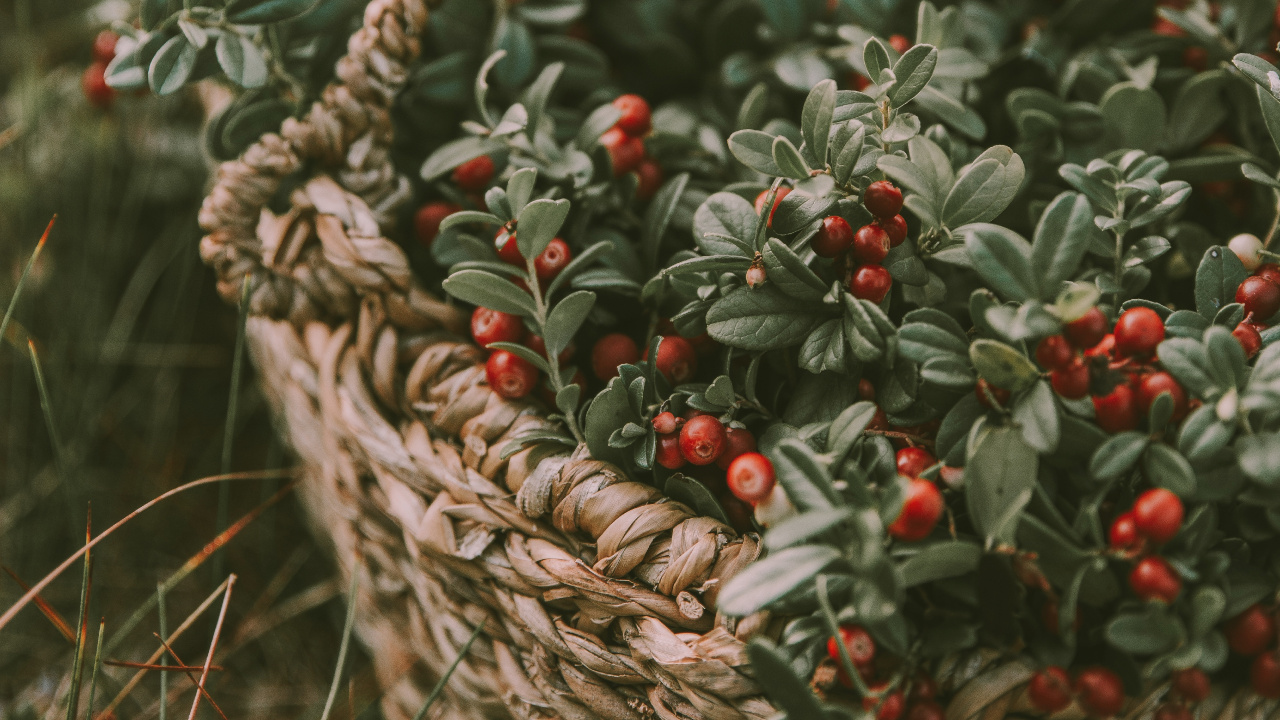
[196,1,1280,719]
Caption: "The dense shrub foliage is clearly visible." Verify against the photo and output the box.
[106,0,1280,716]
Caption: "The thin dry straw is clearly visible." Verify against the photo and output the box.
[65,508,93,720]
[186,575,236,720]
[319,571,361,720]
[152,635,231,720]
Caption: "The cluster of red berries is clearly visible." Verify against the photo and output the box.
[1224,604,1280,699]
[589,330,700,385]
[83,30,118,109]
[599,94,663,200]
[1107,489,1185,602]
[1027,665,1127,717]
[1033,306,1194,433]
[888,446,943,542]
[803,181,906,305]
[652,410,756,471]
[845,34,913,90]
[1229,251,1279,359]
[472,307,584,401]
[825,625,942,720]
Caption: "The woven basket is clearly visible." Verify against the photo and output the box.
[195,2,1280,719]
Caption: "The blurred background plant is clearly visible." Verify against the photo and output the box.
[0,0,382,717]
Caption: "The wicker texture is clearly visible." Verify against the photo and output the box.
[194,1,1280,719]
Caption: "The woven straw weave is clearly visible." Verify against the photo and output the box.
[195,1,1280,718]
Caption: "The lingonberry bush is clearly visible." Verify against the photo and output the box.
[108,0,1280,716]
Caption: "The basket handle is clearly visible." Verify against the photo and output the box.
[197,0,461,330]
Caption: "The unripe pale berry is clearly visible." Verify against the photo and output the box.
[1230,233,1265,271]
[652,411,678,435]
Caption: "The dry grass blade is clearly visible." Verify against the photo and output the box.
[65,508,93,720]
[104,481,298,655]
[0,215,53,345]
[2,565,75,642]
[95,579,232,720]
[153,635,231,720]
[318,571,360,720]
[412,619,487,720]
[212,276,251,584]
[85,620,105,720]
[225,577,340,653]
[186,575,235,720]
[0,468,294,634]
[103,660,225,672]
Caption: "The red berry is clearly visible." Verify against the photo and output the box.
[896,447,935,478]
[975,378,1011,408]
[1170,668,1210,703]
[717,426,758,469]
[879,214,908,246]
[1050,358,1091,399]
[1114,307,1165,357]
[495,228,524,265]
[471,307,526,347]
[533,238,572,283]
[1036,335,1074,370]
[1237,276,1280,321]
[1132,488,1184,544]
[726,452,775,505]
[82,62,114,109]
[1136,372,1188,422]
[909,675,938,702]
[1253,653,1280,699]
[635,158,663,201]
[1028,667,1073,713]
[826,625,876,666]
[611,93,652,137]
[656,432,685,470]
[1130,556,1182,603]
[853,224,891,263]
[602,127,645,176]
[888,34,912,54]
[858,378,876,401]
[1181,45,1208,72]
[905,701,944,720]
[888,479,943,542]
[680,415,727,466]
[851,264,893,303]
[452,155,495,193]
[649,335,698,384]
[93,30,119,63]
[485,350,538,399]
[1065,307,1109,349]
[414,201,461,247]
[872,692,905,720]
[1225,605,1276,656]
[863,181,904,219]
[1153,703,1193,720]
[652,411,679,435]
[1073,667,1125,717]
[812,216,855,258]
[754,187,793,226]
[1109,512,1143,551]
[1093,383,1138,433]
[1086,333,1116,358]
[591,333,639,381]
[1235,322,1263,358]
[1256,263,1280,286]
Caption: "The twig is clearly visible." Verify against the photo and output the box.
[153,636,231,720]
[103,660,225,672]
[186,576,236,720]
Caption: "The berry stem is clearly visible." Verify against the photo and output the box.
[816,575,873,697]
[1266,187,1280,250]
[523,252,587,444]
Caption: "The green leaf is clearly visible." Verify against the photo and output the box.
[1195,246,1248,320]
[863,37,892,81]
[421,136,501,182]
[439,211,503,233]
[1257,85,1280,158]
[802,79,837,167]
[898,322,968,363]
[643,173,689,270]
[214,33,267,89]
[1178,404,1234,462]
[772,136,810,179]
[763,238,826,301]
[921,355,976,389]
[516,199,571,260]
[1031,192,1094,294]
[505,168,538,219]
[543,291,595,356]
[966,427,1037,546]
[664,475,729,525]
[831,122,867,185]
[1190,586,1226,638]
[1106,608,1181,655]
[1089,432,1149,481]
[719,546,842,616]
[226,0,317,24]
[744,640,828,718]
[757,0,808,41]
[962,224,1038,301]
[888,44,938,108]
[522,62,562,140]
[799,320,849,375]
[577,104,623,149]
[147,34,197,96]
[942,148,1024,227]
[1014,380,1059,453]
[765,507,855,551]
[104,44,147,89]
[1158,338,1219,399]
[1238,433,1280,485]
[1143,444,1197,496]
[442,269,535,316]
[706,286,823,351]
[727,130,782,175]
[1100,82,1167,153]
[774,438,839,511]
[881,113,921,143]
[584,376,640,466]
[969,340,1038,391]
[900,541,982,587]
[693,193,756,256]
[486,342,550,373]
